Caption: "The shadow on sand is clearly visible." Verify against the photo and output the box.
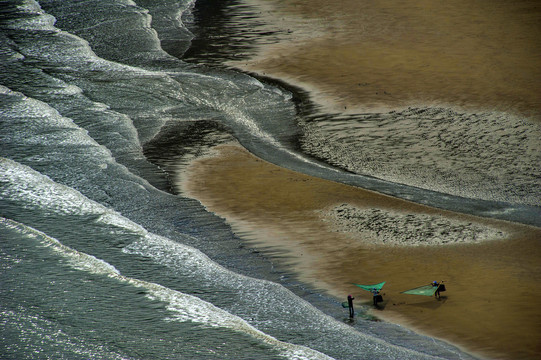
[391,296,448,310]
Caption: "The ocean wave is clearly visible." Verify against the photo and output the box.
[1,217,333,360]
[0,0,481,358]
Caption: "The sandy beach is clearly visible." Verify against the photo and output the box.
[179,144,541,359]
[175,0,541,358]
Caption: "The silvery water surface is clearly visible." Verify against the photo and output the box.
[1,0,540,359]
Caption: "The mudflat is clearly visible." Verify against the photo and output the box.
[177,0,541,358]
[236,0,541,119]
[179,144,541,360]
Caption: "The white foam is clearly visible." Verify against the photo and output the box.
[0,159,145,238]
[1,217,121,276]
[1,217,332,359]
[1,159,102,215]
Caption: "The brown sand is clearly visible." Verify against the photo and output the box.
[234,0,541,119]
[179,144,541,360]
[176,0,541,358]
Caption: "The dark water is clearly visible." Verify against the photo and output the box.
[1,0,537,359]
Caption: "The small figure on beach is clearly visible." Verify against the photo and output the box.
[371,288,382,306]
[347,294,355,317]
[353,282,385,307]
[401,281,445,298]
[432,281,442,298]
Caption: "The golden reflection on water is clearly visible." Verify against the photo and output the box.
[238,0,541,118]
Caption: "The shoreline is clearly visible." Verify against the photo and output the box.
[177,143,541,359]
[173,0,541,358]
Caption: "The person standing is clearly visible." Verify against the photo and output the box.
[372,288,380,306]
[432,281,441,298]
[347,294,355,317]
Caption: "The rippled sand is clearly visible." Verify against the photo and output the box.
[298,108,541,207]
[179,144,541,360]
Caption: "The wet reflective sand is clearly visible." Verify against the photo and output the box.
[235,0,541,118]
[179,144,541,360]
[178,0,540,358]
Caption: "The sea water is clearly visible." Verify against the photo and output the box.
[1,0,537,359]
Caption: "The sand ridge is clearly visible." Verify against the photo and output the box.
[319,205,508,246]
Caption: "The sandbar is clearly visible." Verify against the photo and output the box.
[176,0,541,358]
[179,144,541,359]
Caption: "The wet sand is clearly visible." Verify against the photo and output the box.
[176,0,540,358]
[234,0,541,119]
[179,144,541,359]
